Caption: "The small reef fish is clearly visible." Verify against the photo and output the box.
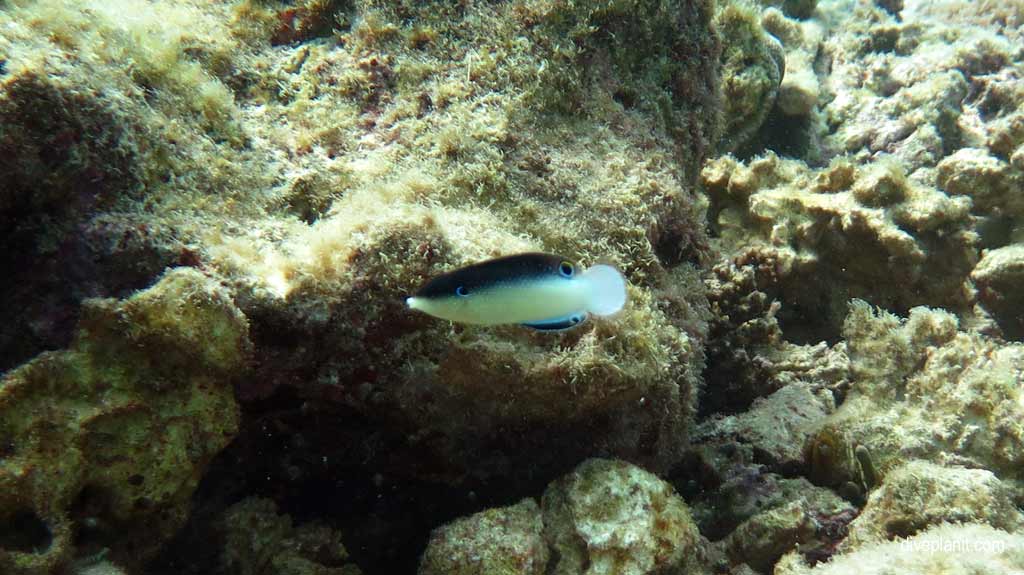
[406,253,628,331]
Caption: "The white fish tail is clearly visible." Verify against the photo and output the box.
[580,264,627,317]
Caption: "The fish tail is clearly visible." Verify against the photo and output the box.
[580,264,627,317]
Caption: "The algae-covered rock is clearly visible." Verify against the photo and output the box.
[690,467,853,546]
[207,0,720,487]
[416,458,722,575]
[717,1,786,152]
[696,382,834,470]
[756,0,817,20]
[937,148,1024,218]
[718,500,816,572]
[805,302,1024,494]
[71,559,129,575]
[843,460,1024,550]
[2,0,722,501]
[775,523,1024,575]
[0,0,272,373]
[0,268,249,574]
[4,0,723,569]
[542,458,715,575]
[418,498,547,575]
[221,497,362,575]
[972,244,1024,339]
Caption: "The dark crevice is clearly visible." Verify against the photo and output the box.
[0,510,52,554]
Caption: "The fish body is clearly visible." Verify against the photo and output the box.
[406,253,627,330]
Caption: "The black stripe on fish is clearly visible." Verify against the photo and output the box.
[413,252,575,299]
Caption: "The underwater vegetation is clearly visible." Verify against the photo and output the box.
[0,0,1022,573]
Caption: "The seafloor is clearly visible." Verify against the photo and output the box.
[0,0,1022,573]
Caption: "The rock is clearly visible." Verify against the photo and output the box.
[719,500,816,572]
[221,498,362,575]
[805,302,1024,494]
[717,1,787,152]
[937,148,1023,216]
[777,54,819,116]
[972,244,1024,339]
[843,460,1024,550]
[691,469,854,549]
[0,0,257,372]
[0,268,249,574]
[702,261,850,415]
[695,382,834,471]
[419,499,547,575]
[775,523,1024,575]
[542,459,715,575]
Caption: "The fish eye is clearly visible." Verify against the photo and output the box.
[455,285,469,297]
[559,262,574,277]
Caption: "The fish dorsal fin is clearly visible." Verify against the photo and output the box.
[522,311,589,332]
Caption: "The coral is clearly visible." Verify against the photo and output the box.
[221,497,362,575]
[842,460,1024,550]
[972,244,1024,339]
[701,260,850,415]
[418,499,547,575]
[701,153,976,343]
[0,268,249,574]
[542,458,717,575]
[775,523,1024,575]
[805,302,1024,494]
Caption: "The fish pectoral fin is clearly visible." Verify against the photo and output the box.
[521,312,589,332]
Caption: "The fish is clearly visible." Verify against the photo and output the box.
[406,252,628,331]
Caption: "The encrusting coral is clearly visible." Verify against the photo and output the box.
[0,268,250,574]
